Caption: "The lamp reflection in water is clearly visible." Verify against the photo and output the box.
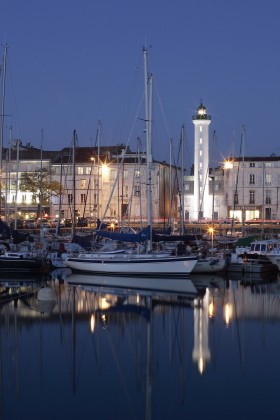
[192,289,211,374]
[224,302,233,327]
[90,314,96,333]
[208,298,215,318]
[223,286,233,327]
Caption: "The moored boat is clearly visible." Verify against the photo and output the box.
[65,251,198,277]
[0,250,47,273]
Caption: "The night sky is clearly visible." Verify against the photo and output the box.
[1,0,279,169]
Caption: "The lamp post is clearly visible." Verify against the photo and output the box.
[208,226,214,255]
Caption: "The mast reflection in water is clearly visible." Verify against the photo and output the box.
[1,270,280,419]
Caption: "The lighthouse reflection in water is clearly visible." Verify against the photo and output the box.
[1,270,280,420]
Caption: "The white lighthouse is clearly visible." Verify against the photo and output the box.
[191,102,212,220]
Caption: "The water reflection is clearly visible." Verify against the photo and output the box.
[1,270,280,419]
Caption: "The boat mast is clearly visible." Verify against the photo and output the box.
[72,130,77,237]
[56,151,63,236]
[143,47,153,251]
[95,120,101,221]
[14,140,20,230]
[5,125,12,223]
[241,125,245,237]
[39,129,43,220]
[0,44,8,218]
[180,126,185,234]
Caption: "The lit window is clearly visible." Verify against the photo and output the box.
[265,174,271,185]
[80,179,86,189]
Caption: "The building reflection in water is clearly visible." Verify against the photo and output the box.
[1,271,280,419]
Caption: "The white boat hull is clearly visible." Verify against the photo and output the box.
[65,253,198,276]
[66,273,198,295]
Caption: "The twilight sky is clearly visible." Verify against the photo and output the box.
[1,0,280,171]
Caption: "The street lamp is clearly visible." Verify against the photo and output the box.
[208,226,214,254]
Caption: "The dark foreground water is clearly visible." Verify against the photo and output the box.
[1,268,280,420]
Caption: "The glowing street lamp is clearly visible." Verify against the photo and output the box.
[223,159,233,170]
[208,226,214,254]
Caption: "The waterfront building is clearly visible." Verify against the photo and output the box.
[183,101,280,224]
[223,155,280,222]
[1,141,179,228]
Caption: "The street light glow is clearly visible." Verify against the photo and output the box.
[224,160,233,170]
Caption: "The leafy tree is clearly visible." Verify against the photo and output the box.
[19,168,63,216]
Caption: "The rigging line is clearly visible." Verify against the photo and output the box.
[110,52,143,143]
[106,327,138,420]
[169,139,180,215]
[100,93,146,224]
[153,79,172,140]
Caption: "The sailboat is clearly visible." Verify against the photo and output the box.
[65,48,198,277]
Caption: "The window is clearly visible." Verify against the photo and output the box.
[249,174,255,184]
[265,190,271,204]
[80,179,86,189]
[68,194,73,204]
[199,150,202,156]
[110,169,116,180]
[134,186,140,197]
[199,137,202,144]
[200,126,202,132]
[81,194,86,204]
[85,166,92,175]
[249,162,255,167]
[249,190,255,204]
[265,174,271,185]
[234,192,238,205]
[77,167,84,175]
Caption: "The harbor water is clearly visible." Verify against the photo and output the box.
[1,268,280,420]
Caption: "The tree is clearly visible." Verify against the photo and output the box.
[19,168,63,217]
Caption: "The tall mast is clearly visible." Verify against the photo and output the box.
[5,125,12,223]
[72,130,77,237]
[169,139,173,229]
[180,125,185,234]
[95,120,101,221]
[39,129,43,220]
[241,125,245,237]
[14,140,20,230]
[0,44,8,217]
[143,47,153,251]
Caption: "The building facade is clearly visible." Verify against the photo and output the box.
[1,142,180,228]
